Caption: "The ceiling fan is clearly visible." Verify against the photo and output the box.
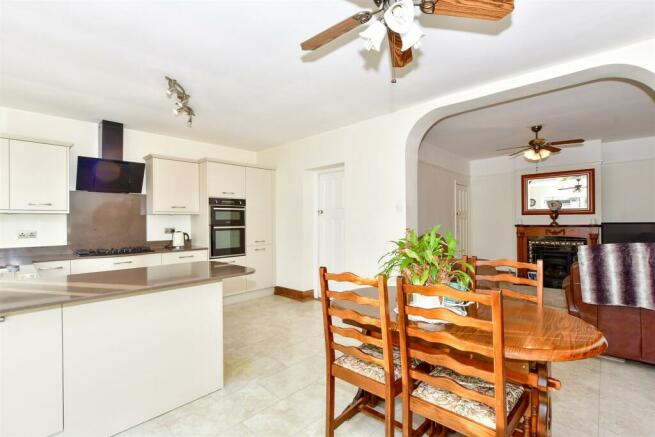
[300,0,514,78]
[559,177,587,193]
[497,125,585,162]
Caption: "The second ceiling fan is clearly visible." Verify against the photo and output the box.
[300,0,514,75]
[498,125,585,162]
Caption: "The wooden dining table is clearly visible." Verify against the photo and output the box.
[334,286,607,437]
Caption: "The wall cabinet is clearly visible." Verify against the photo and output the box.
[0,137,70,213]
[71,253,162,275]
[145,156,200,214]
[246,167,274,246]
[207,162,245,198]
[161,249,208,265]
[0,308,63,437]
[34,260,71,277]
[245,245,275,291]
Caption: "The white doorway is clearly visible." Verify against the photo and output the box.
[455,183,470,257]
[314,168,345,297]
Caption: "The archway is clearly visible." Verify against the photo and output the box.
[404,64,655,230]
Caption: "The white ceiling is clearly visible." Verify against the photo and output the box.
[1,1,654,150]
[421,79,655,159]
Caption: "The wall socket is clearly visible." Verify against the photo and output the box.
[17,230,38,239]
[164,228,175,234]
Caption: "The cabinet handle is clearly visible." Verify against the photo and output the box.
[222,191,235,195]
[254,248,266,252]
[36,266,64,271]
[171,206,186,209]
[28,202,53,206]
[179,255,194,259]
[254,240,267,243]
[114,261,134,265]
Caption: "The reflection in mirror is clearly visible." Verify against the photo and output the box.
[522,169,595,215]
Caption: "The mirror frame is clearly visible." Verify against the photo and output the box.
[521,168,596,215]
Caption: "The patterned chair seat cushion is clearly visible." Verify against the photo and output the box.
[412,366,525,429]
[333,344,415,383]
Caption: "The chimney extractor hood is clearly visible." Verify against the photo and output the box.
[75,120,145,193]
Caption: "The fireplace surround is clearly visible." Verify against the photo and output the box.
[516,224,600,287]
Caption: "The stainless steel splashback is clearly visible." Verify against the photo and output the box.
[68,191,147,249]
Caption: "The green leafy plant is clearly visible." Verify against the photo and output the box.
[379,225,472,290]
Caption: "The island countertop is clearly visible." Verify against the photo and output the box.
[0,261,253,316]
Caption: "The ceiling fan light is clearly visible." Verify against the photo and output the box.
[400,23,425,51]
[384,0,416,35]
[524,149,551,161]
[359,20,386,52]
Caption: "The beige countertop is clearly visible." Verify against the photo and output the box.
[0,261,253,316]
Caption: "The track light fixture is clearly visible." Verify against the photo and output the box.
[165,76,195,127]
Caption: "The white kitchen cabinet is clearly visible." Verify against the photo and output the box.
[216,255,247,295]
[62,283,222,436]
[34,260,71,277]
[207,162,245,198]
[4,139,70,212]
[161,249,208,265]
[0,308,63,437]
[246,167,274,246]
[71,253,162,274]
[0,139,8,210]
[245,245,275,291]
[145,156,200,214]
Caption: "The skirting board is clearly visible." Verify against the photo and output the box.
[274,286,315,302]
[224,287,274,306]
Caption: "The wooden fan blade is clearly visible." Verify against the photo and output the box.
[543,146,561,153]
[509,149,528,157]
[550,139,585,146]
[387,30,413,68]
[431,0,514,21]
[496,145,528,151]
[300,12,371,51]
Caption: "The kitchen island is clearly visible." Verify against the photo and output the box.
[0,261,253,437]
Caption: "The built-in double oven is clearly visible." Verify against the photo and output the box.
[209,198,246,258]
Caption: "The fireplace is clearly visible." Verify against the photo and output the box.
[528,237,586,288]
[515,224,600,286]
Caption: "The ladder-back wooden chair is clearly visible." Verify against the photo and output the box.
[319,267,401,437]
[396,278,531,437]
[470,258,544,310]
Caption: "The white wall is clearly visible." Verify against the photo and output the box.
[417,161,469,235]
[0,107,257,248]
[259,40,654,291]
[257,117,409,291]
[601,136,655,222]
[468,136,655,259]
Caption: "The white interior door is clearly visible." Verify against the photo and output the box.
[316,169,345,296]
[455,183,470,257]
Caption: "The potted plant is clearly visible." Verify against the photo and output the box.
[379,225,472,315]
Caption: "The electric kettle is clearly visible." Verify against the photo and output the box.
[171,231,190,249]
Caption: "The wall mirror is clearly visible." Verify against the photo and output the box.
[522,168,595,215]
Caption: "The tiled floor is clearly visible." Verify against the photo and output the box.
[118,294,655,437]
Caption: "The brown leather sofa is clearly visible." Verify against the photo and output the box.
[564,262,655,365]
